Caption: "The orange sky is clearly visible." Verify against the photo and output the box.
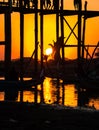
[0,0,99,60]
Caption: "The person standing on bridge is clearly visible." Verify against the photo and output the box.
[74,0,82,10]
[31,0,38,9]
[43,0,51,9]
[46,0,51,9]
[24,0,30,8]
[53,0,59,10]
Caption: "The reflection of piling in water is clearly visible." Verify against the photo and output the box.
[56,78,60,104]
[4,65,19,101]
[77,87,89,107]
[5,89,18,101]
[8,66,18,81]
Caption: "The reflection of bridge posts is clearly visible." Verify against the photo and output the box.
[40,83,44,103]
[62,83,65,105]
[20,90,23,102]
[77,87,89,107]
[56,79,60,104]
[4,89,18,101]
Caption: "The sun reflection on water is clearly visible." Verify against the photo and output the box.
[64,84,78,107]
[43,78,57,104]
[89,99,99,110]
[0,92,4,101]
[0,77,99,110]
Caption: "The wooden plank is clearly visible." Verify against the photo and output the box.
[64,45,98,47]
[0,41,5,45]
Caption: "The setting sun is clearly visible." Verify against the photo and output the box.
[45,48,53,56]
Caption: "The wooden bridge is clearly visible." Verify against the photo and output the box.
[0,0,99,79]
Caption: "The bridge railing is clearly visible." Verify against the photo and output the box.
[0,0,63,10]
[0,0,37,9]
[12,0,37,9]
[0,0,10,6]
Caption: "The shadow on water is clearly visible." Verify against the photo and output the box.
[4,89,18,101]
[77,83,99,110]
[0,77,99,110]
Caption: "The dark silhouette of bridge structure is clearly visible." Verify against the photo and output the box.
[0,0,99,80]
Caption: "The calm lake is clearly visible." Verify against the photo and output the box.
[0,77,99,110]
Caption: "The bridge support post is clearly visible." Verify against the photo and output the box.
[4,12,11,80]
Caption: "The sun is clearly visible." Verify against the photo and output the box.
[45,48,53,56]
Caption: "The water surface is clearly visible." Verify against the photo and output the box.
[0,77,99,110]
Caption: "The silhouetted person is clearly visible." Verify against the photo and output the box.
[12,0,15,5]
[24,0,29,8]
[43,0,46,8]
[53,0,59,10]
[84,1,87,10]
[74,0,82,10]
[46,0,51,9]
[31,0,37,8]
[43,0,51,9]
